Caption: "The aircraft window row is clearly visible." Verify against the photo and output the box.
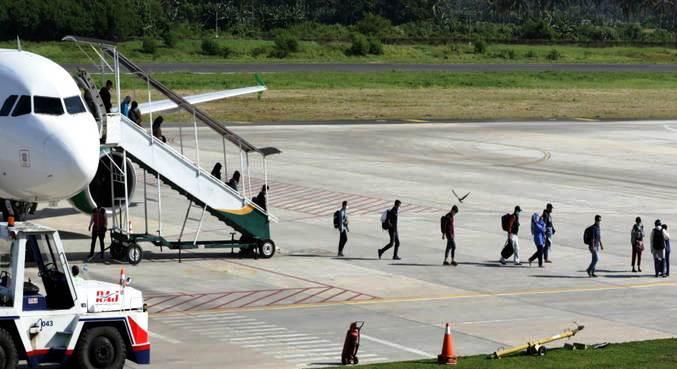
[0,95,88,117]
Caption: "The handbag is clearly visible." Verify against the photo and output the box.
[635,240,645,252]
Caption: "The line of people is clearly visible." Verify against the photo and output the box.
[333,201,671,278]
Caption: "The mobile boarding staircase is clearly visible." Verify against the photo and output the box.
[64,36,280,264]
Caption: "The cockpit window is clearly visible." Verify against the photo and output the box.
[11,95,31,117]
[0,95,18,116]
[64,96,87,114]
[34,96,64,116]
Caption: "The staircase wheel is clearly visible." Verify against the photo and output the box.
[127,244,143,265]
[258,240,276,259]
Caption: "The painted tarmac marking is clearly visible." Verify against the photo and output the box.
[149,331,182,344]
[360,334,433,358]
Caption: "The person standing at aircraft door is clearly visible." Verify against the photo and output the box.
[120,95,131,117]
[441,205,458,266]
[99,80,113,113]
[227,171,241,192]
[88,207,107,259]
[378,200,401,260]
[335,201,349,257]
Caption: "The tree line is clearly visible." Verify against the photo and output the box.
[1,0,675,42]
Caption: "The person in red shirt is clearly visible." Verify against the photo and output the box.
[442,205,459,266]
[88,207,107,259]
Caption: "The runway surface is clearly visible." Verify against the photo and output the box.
[62,62,677,74]
[37,119,677,368]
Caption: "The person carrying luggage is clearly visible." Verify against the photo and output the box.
[441,205,459,266]
[500,206,522,265]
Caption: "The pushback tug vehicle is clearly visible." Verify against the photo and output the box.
[0,222,149,369]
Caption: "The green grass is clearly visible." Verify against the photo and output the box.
[2,39,676,64]
[323,339,677,369]
[96,71,677,92]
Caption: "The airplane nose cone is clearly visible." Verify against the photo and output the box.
[42,132,99,198]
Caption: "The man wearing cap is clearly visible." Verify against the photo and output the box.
[500,206,522,265]
[650,219,667,278]
[543,203,556,263]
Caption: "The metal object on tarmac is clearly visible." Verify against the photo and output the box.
[491,324,585,359]
[341,321,364,365]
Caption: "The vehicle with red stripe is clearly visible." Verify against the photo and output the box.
[0,222,149,369]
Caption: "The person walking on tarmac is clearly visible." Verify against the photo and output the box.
[663,224,671,277]
[650,219,667,278]
[379,200,401,260]
[543,203,556,263]
[585,215,604,277]
[500,206,522,265]
[631,217,645,273]
[336,201,349,257]
[88,207,107,259]
[528,212,546,267]
[441,205,459,266]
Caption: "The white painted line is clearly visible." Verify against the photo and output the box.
[360,334,434,358]
[270,347,342,356]
[167,318,255,326]
[149,331,182,344]
[231,336,322,343]
[240,339,331,348]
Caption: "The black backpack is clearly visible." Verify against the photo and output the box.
[333,210,341,229]
[653,228,666,250]
[501,213,512,232]
[583,225,594,245]
[440,214,450,234]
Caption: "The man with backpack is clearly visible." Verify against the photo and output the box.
[631,217,645,273]
[378,200,401,260]
[650,219,667,278]
[500,206,522,265]
[543,203,556,263]
[334,201,349,257]
[441,206,459,266]
[585,215,604,277]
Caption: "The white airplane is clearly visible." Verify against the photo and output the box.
[0,47,265,214]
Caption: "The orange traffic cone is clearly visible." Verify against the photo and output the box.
[437,323,458,365]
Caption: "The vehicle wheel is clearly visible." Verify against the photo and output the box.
[110,243,125,260]
[526,346,536,355]
[258,240,276,259]
[538,346,546,356]
[127,244,143,265]
[75,326,126,369]
[353,356,359,365]
[0,328,18,369]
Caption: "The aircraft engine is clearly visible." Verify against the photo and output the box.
[68,150,136,214]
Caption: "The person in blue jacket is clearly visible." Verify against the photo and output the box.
[528,211,547,267]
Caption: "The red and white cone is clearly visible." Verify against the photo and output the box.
[437,323,458,365]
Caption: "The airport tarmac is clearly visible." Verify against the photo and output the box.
[35,119,677,368]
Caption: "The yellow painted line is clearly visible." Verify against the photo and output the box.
[404,119,429,123]
[151,280,677,318]
[575,117,599,122]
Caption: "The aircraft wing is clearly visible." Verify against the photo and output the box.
[137,85,267,115]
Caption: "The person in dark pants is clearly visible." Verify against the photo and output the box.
[227,171,241,192]
[631,217,644,273]
[253,185,268,211]
[586,215,604,277]
[441,205,459,266]
[379,200,401,260]
[337,201,349,257]
[500,206,522,265]
[88,207,107,259]
[99,80,113,113]
[528,212,546,267]
[650,219,666,278]
[128,101,142,126]
[543,203,555,263]
[152,116,166,143]
[210,163,222,180]
[663,224,671,277]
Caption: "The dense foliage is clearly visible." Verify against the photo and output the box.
[0,0,675,43]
